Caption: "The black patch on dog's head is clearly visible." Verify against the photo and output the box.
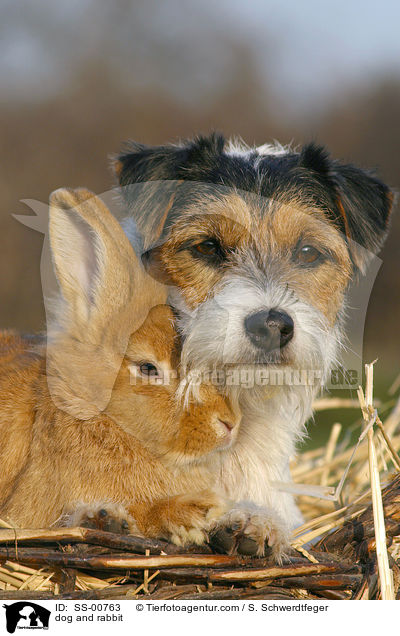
[115,133,226,185]
[114,134,393,268]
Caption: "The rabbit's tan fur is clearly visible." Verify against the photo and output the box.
[0,189,242,548]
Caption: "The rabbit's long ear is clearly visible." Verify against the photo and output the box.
[47,188,167,418]
[49,188,165,334]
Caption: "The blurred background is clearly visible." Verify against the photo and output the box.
[0,0,399,401]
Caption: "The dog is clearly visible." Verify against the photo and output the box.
[112,133,393,553]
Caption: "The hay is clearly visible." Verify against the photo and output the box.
[1,362,400,600]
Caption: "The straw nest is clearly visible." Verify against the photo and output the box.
[1,363,400,601]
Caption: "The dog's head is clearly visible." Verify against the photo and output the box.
[113,134,393,383]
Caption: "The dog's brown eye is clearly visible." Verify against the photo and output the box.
[194,239,222,257]
[139,362,160,377]
[296,245,322,265]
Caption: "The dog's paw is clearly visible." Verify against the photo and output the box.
[62,502,134,534]
[147,491,228,547]
[209,506,290,562]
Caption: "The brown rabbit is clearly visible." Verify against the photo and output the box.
[0,188,241,547]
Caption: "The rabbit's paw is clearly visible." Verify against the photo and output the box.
[209,505,290,562]
[149,491,228,547]
[62,502,135,534]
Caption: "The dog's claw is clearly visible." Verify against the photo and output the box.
[209,506,290,561]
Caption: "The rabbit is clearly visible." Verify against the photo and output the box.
[0,188,243,548]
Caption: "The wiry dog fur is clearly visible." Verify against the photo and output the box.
[114,133,393,540]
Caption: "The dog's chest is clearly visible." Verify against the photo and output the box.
[218,389,310,527]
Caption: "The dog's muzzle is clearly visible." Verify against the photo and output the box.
[244,309,294,352]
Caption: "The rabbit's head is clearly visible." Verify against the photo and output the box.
[48,188,240,465]
[106,303,240,466]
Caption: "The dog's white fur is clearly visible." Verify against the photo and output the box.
[170,261,342,530]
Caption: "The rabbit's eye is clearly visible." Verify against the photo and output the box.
[139,362,160,377]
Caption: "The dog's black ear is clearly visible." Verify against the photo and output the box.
[112,134,227,246]
[299,143,332,178]
[112,141,188,247]
[113,133,226,187]
[299,143,394,269]
[113,142,185,186]
[330,162,393,259]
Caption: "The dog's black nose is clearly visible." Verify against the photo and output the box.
[244,310,294,351]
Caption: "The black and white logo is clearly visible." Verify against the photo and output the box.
[3,602,50,633]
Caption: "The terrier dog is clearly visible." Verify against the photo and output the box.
[113,133,392,555]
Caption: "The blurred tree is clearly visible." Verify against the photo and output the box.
[0,0,398,376]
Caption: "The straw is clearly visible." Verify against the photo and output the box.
[1,364,400,599]
[361,362,394,599]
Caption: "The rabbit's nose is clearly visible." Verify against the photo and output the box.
[223,400,241,430]
[214,411,239,448]
[217,418,235,432]
[216,402,240,434]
